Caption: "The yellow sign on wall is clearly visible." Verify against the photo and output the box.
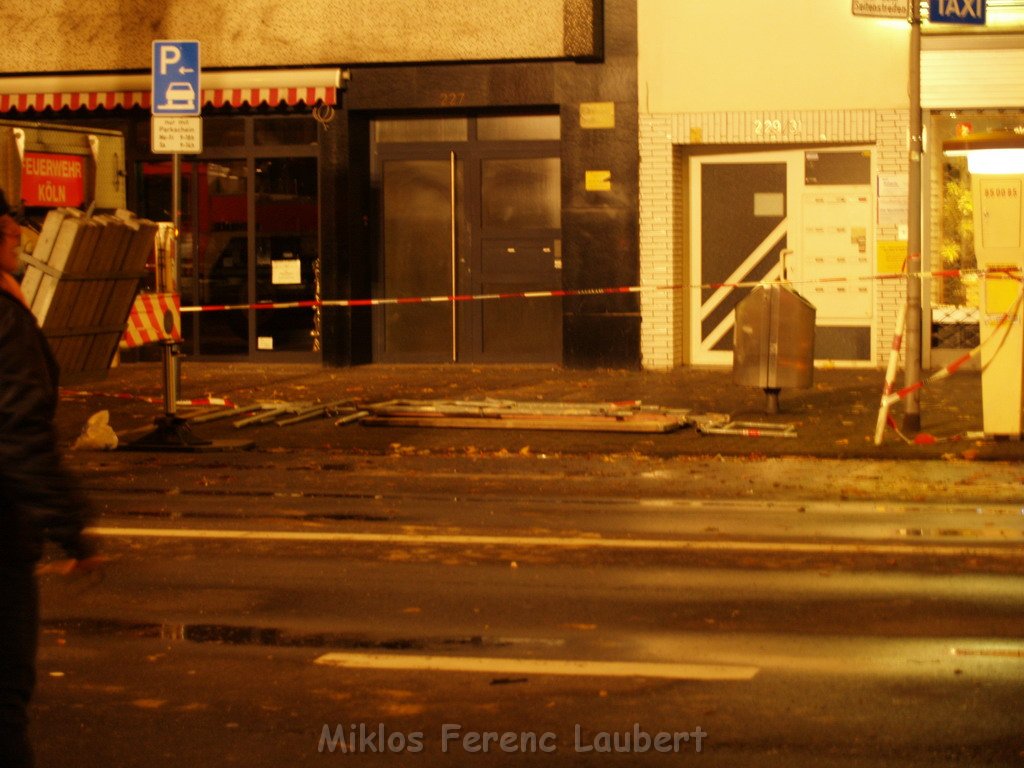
[876,240,907,275]
[585,170,612,191]
[580,102,615,129]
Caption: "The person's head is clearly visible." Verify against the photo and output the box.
[0,189,21,276]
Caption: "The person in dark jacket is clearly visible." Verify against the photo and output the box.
[0,189,102,767]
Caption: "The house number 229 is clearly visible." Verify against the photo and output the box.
[754,119,802,137]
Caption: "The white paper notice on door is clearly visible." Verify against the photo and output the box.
[272,258,302,285]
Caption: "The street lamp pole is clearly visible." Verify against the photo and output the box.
[903,0,923,433]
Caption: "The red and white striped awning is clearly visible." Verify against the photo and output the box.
[0,68,343,113]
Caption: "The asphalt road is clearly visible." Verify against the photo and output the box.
[28,451,1024,767]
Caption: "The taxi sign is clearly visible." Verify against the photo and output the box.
[929,0,986,24]
[152,41,201,116]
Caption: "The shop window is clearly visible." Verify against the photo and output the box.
[255,117,318,146]
[197,159,249,356]
[203,117,247,148]
[928,110,1024,350]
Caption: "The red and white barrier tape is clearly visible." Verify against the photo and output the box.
[61,389,235,408]
[176,267,1022,315]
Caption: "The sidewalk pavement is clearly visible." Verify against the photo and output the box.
[53,360,1024,463]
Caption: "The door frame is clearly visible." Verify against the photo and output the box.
[689,150,801,366]
[688,146,877,367]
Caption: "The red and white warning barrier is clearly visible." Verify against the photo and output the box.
[873,277,1024,444]
[873,301,908,445]
[121,292,182,348]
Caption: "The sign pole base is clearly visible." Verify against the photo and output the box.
[121,415,253,452]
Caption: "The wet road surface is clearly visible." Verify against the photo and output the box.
[28,451,1024,767]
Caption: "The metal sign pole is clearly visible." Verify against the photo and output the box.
[902,2,923,432]
[162,151,182,421]
[124,38,250,451]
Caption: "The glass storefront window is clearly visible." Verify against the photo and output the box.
[197,159,249,356]
[254,157,319,352]
[928,109,1024,350]
[203,117,247,148]
[137,111,320,360]
[254,117,318,146]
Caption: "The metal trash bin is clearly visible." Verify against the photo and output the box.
[733,284,816,414]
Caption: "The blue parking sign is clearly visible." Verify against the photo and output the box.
[152,41,201,116]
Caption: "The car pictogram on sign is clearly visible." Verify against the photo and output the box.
[160,82,196,111]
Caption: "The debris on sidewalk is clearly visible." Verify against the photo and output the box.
[359,399,692,433]
[694,414,798,438]
[184,399,360,429]
[179,395,803,438]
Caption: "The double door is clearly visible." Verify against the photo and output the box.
[373,115,562,363]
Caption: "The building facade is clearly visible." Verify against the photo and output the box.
[5,0,1024,371]
[1,0,640,368]
[638,0,1024,372]
[638,0,912,371]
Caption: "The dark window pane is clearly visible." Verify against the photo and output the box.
[382,159,461,356]
[203,117,247,148]
[196,159,249,355]
[477,114,560,141]
[374,118,468,143]
[254,117,318,146]
[804,151,871,185]
[481,158,560,229]
[254,157,319,351]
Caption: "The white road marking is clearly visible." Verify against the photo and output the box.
[86,525,1024,558]
[951,647,1024,659]
[314,651,759,681]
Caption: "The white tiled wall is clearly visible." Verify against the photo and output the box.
[639,109,909,371]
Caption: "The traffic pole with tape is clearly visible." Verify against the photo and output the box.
[875,281,1024,442]
[874,301,907,446]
